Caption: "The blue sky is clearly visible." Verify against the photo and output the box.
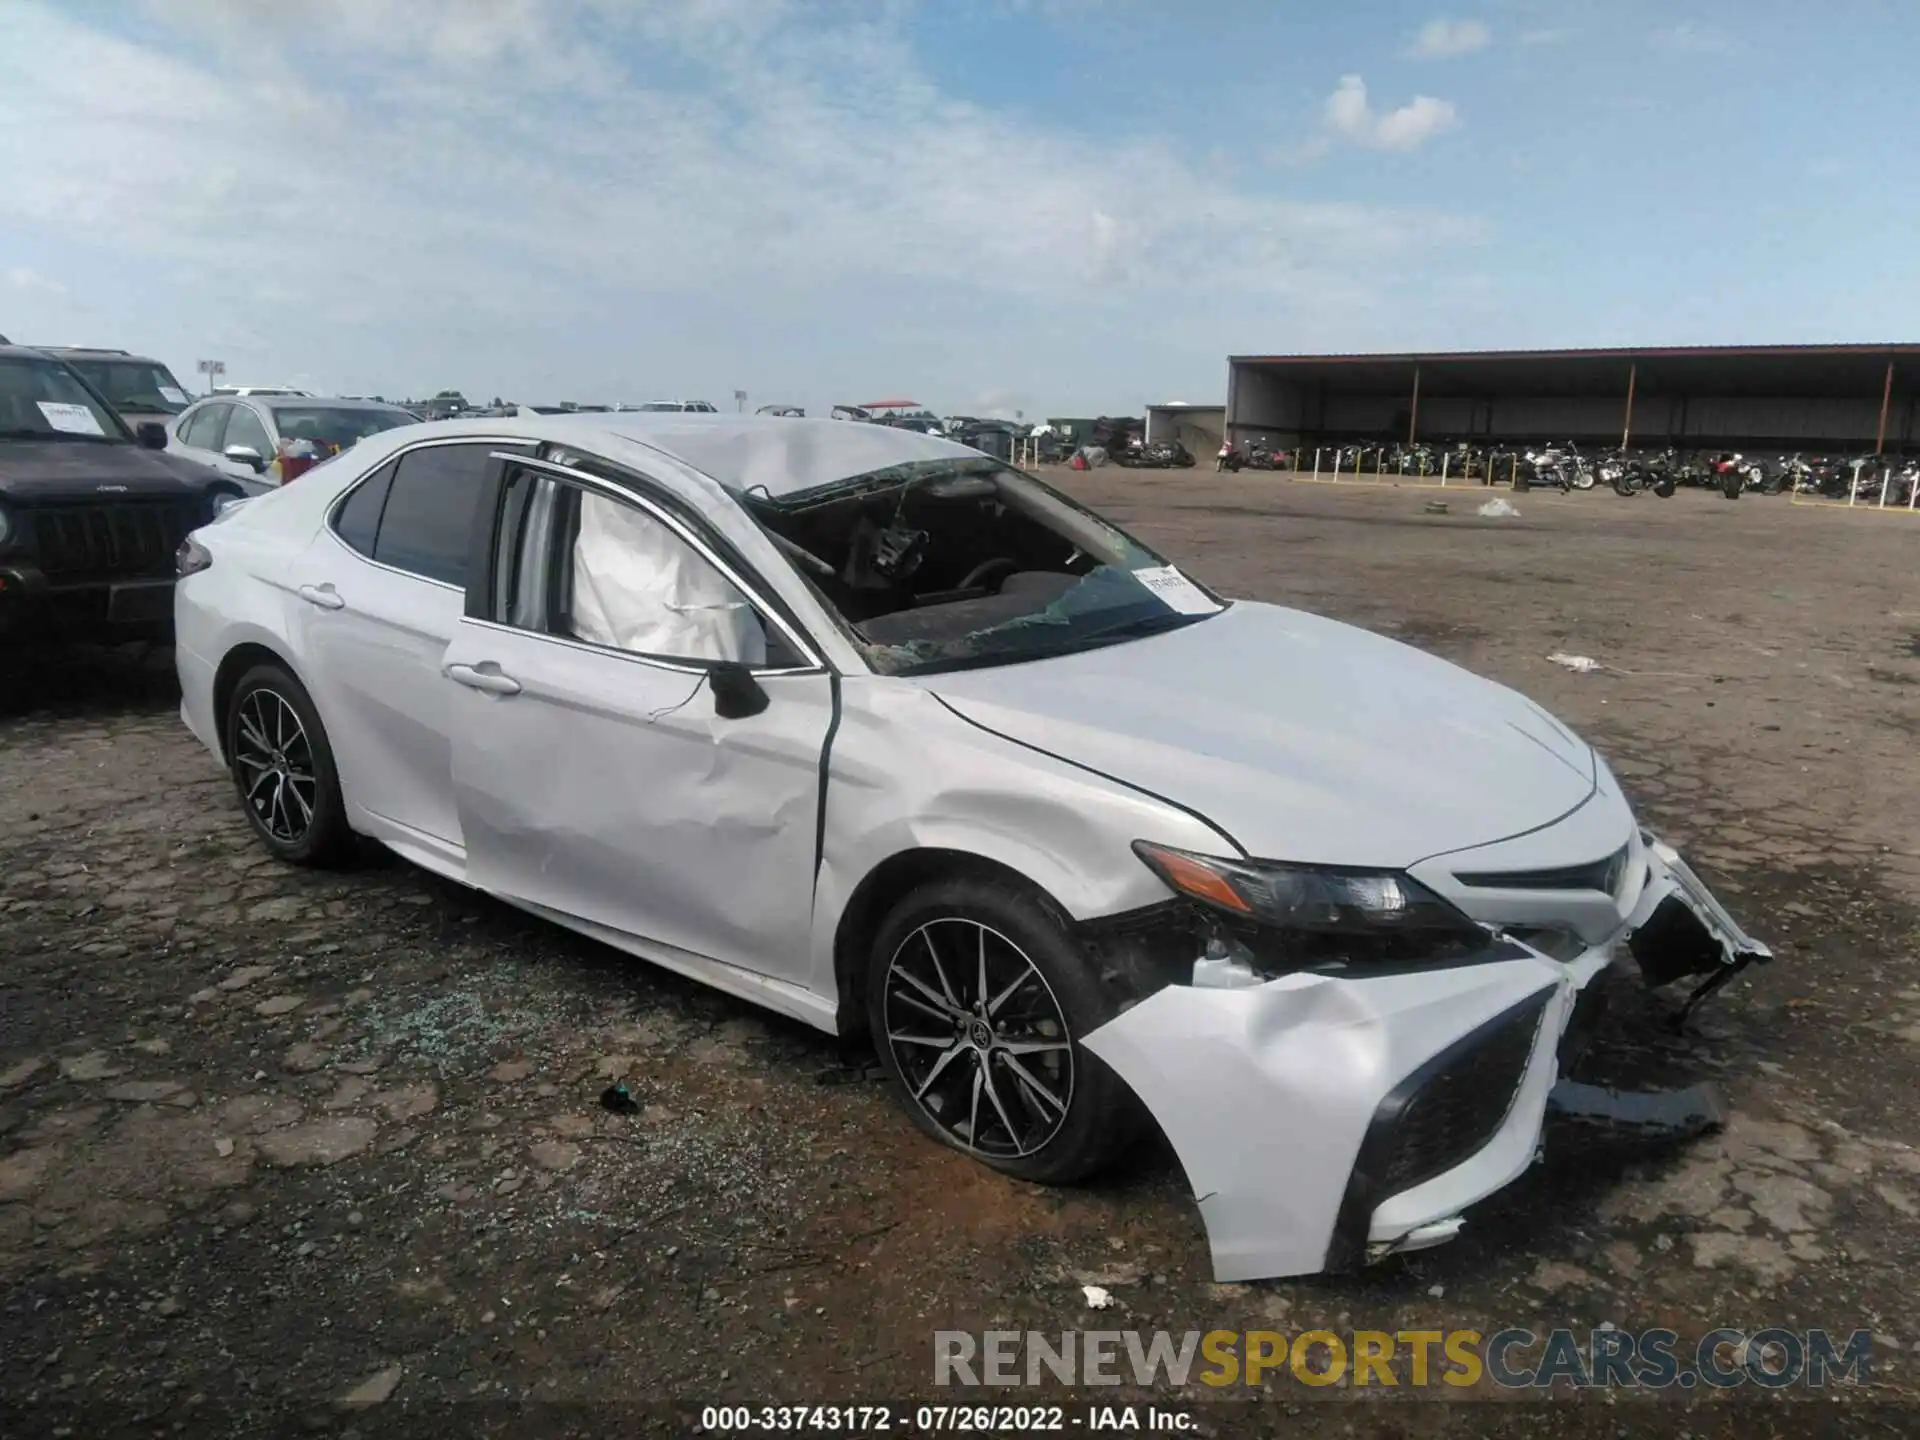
[2,0,1916,415]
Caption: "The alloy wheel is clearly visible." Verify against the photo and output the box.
[881,918,1075,1159]
[234,688,317,844]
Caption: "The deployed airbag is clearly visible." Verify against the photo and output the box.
[570,492,767,664]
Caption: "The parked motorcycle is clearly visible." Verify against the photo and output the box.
[1514,442,1592,493]
[1599,447,1677,498]
[1137,438,1195,469]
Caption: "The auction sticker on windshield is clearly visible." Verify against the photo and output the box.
[159,385,189,405]
[1132,565,1219,615]
[37,401,106,436]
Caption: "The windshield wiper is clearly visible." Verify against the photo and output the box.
[0,427,115,441]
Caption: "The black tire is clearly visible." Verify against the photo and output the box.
[1721,472,1742,499]
[224,662,355,866]
[1653,477,1676,497]
[866,875,1140,1185]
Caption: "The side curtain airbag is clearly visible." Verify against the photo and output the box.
[570,492,767,665]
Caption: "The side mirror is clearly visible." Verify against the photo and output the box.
[709,661,769,719]
[223,443,266,473]
[136,421,168,450]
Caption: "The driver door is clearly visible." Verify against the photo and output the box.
[442,455,835,986]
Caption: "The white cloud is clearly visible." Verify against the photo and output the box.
[0,2,1485,405]
[1322,75,1460,151]
[1518,27,1570,47]
[1653,22,1736,55]
[6,267,67,296]
[1409,18,1491,59]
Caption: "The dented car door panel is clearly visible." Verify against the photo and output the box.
[443,621,834,985]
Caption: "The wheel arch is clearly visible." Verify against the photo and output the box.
[831,847,1070,1041]
[210,640,307,764]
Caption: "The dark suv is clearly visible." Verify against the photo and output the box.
[0,346,233,645]
[29,346,195,432]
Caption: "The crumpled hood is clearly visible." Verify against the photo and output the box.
[0,440,223,502]
[920,600,1596,868]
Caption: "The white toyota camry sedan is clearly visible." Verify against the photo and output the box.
[172,414,1771,1281]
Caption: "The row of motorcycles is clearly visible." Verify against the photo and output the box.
[1232,437,1918,503]
[1531,445,1919,502]
[1778,452,1919,505]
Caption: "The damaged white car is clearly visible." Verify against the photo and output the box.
[172,415,1772,1281]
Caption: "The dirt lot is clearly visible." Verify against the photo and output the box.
[2,476,1918,1437]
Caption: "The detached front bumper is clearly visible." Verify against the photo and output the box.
[1080,834,1770,1283]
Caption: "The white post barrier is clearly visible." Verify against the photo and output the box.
[1441,453,1449,486]
[1880,464,1892,508]
[1850,459,1862,506]
[1312,447,1321,480]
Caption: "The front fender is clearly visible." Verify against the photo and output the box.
[808,680,1233,1006]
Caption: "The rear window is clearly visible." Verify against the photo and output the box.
[65,359,191,414]
[271,405,416,456]
[332,459,397,558]
[370,444,496,586]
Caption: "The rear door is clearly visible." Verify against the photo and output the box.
[290,438,530,866]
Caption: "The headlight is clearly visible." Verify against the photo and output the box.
[176,537,212,576]
[1132,841,1487,965]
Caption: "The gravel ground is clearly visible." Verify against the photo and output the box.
[1,475,1917,1437]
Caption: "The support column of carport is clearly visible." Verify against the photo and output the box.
[1874,359,1894,455]
[1621,363,1637,450]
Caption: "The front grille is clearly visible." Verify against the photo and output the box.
[1456,844,1629,896]
[27,500,202,580]
[1376,986,1552,1198]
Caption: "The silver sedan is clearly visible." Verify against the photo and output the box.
[169,394,418,495]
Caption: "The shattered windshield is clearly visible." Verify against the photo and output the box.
[737,457,1225,675]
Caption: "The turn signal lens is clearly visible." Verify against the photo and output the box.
[1131,842,1250,913]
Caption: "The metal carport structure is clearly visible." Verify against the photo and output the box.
[1226,345,1920,456]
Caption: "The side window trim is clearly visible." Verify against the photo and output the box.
[478,452,825,675]
[323,436,534,590]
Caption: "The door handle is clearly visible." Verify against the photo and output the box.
[445,663,522,696]
[297,583,345,610]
